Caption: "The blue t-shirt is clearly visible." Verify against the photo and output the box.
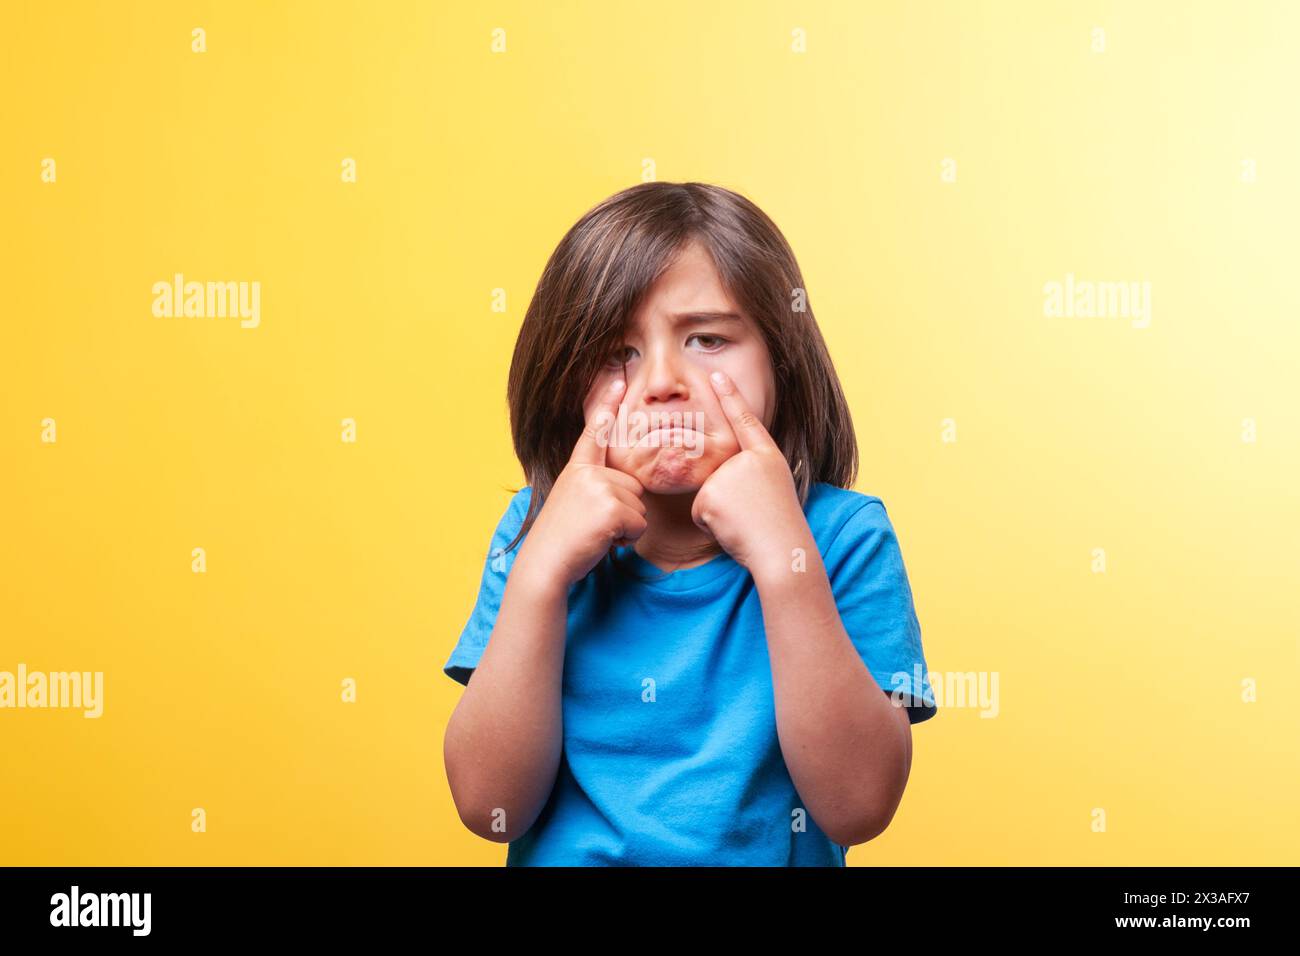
[444,481,937,866]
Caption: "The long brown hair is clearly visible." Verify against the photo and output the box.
[501,181,858,555]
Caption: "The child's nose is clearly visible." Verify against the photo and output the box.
[635,350,692,405]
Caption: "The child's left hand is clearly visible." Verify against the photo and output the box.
[692,370,808,577]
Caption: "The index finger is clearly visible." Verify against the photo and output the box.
[708,370,778,452]
[569,377,626,466]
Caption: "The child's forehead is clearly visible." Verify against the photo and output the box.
[622,308,752,335]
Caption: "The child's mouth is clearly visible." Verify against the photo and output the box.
[642,425,692,439]
[614,409,707,449]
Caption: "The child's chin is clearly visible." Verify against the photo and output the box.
[639,448,710,494]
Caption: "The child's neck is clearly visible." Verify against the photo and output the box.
[633,490,725,573]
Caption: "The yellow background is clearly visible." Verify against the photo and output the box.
[2,0,1296,865]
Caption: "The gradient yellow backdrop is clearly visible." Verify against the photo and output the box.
[3,0,1297,865]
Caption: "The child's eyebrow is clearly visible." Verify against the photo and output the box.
[670,311,746,326]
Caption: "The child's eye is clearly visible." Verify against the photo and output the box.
[603,335,726,368]
[604,345,638,368]
[688,333,728,352]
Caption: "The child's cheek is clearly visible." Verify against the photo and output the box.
[691,343,776,430]
[721,368,776,431]
[581,371,621,422]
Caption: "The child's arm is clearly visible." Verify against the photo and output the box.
[442,548,571,843]
[753,547,913,847]
[694,370,915,847]
[443,378,645,843]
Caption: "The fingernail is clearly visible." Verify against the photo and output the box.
[710,371,725,386]
[611,379,625,393]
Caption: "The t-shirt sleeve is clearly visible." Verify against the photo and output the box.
[823,498,938,724]
[442,488,532,687]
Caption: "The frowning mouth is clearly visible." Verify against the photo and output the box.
[605,410,706,458]
[637,425,697,443]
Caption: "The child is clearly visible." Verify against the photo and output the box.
[443,181,937,866]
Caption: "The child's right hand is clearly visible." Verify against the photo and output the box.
[518,378,647,589]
